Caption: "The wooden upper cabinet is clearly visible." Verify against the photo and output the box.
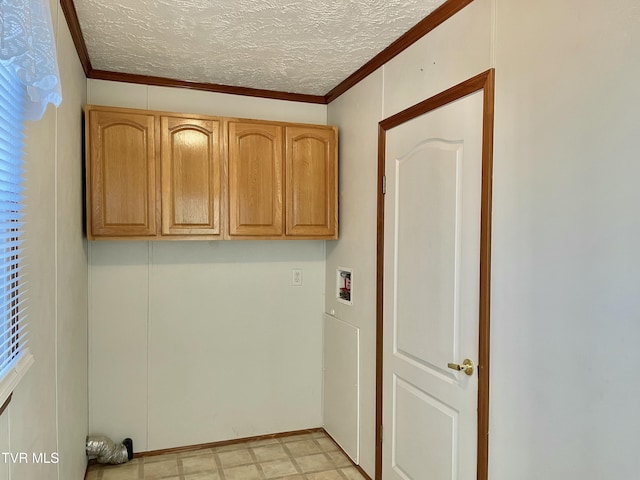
[228,121,283,237]
[86,108,158,238]
[161,116,221,236]
[85,105,338,240]
[285,126,338,238]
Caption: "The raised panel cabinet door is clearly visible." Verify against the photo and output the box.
[87,109,158,238]
[161,116,222,236]
[285,126,337,238]
[228,121,283,236]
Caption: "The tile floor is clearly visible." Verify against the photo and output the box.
[86,431,367,480]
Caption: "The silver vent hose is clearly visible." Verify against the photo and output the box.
[86,435,133,464]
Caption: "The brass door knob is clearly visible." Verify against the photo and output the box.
[447,359,474,376]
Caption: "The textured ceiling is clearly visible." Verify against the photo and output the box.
[73,0,447,96]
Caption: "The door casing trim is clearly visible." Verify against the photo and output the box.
[375,69,495,480]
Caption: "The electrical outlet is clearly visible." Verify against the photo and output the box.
[292,269,303,286]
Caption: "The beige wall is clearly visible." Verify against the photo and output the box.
[0,1,88,480]
[327,0,640,477]
[86,80,329,451]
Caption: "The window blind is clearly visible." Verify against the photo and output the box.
[0,59,31,398]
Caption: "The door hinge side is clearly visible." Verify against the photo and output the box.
[382,176,386,195]
[379,424,383,443]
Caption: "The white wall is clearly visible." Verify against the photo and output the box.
[324,70,382,475]
[327,0,640,478]
[54,5,90,478]
[87,80,329,451]
[490,0,640,478]
[0,1,88,479]
[324,0,492,476]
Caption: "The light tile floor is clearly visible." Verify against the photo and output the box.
[86,431,367,480]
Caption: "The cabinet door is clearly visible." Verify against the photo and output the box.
[87,109,158,238]
[161,116,221,236]
[285,126,337,238]
[228,121,283,236]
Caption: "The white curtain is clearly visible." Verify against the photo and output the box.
[0,0,62,120]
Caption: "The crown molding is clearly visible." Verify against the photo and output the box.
[88,70,327,104]
[60,0,92,76]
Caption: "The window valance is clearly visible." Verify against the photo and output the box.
[0,0,62,120]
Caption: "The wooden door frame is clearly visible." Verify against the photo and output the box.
[375,69,495,480]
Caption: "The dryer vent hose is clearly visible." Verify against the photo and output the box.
[86,435,134,465]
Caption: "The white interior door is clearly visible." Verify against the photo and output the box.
[382,91,484,480]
